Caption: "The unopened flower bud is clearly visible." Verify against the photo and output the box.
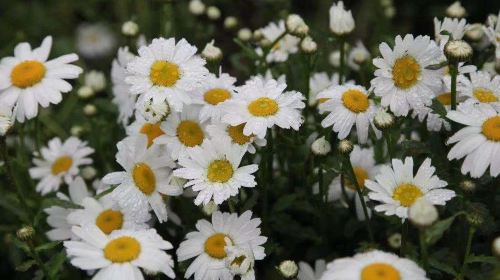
[493,237,500,258]
[466,203,488,227]
[444,40,473,63]
[202,201,218,216]
[206,6,221,20]
[201,40,222,62]
[388,233,402,249]
[286,14,309,37]
[311,136,331,156]
[465,23,484,42]
[121,21,139,36]
[252,29,264,41]
[460,180,476,193]
[83,104,97,116]
[81,166,97,180]
[237,28,252,42]
[278,260,298,278]
[301,36,317,53]
[17,226,35,241]
[77,86,95,99]
[188,0,205,16]
[329,50,341,67]
[409,198,438,227]
[446,1,466,18]
[338,139,353,154]
[84,70,106,92]
[70,126,84,137]
[329,1,355,36]
[374,109,395,130]
[224,16,238,30]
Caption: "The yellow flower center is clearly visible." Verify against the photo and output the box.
[103,236,141,263]
[482,116,500,142]
[207,160,234,183]
[247,97,279,117]
[342,89,369,113]
[139,123,165,147]
[361,263,401,280]
[11,60,46,88]
[149,60,180,87]
[392,183,423,207]
[95,209,124,234]
[51,156,73,175]
[227,124,252,145]
[473,88,498,103]
[345,166,369,190]
[392,55,421,89]
[436,92,452,106]
[204,233,229,259]
[204,88,231,105]
[132,163,156,195]
[176,120,204,147]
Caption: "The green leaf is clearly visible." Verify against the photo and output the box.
[16,259,36,272]
[271,194,298,212]
[429,258,457,276]
[38,113,68,138]
[41,198,82,209]
[424,212,463,246]
[425,60,447,70]
[35,241,61,253]
[233,38,260,60]
[430,98,448,119]
[94,185,117,200]
[466,255,498,265]
[47,251,67,279]
[0,193,30,222]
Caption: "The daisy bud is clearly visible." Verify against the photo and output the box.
[465,23,484,42]
[0,108,13,137]
[206,6,221,20]
[459,180,476,193]
[329,1,355,36]
[446,1,466,18]
[84,70,107,92]
[259,38,272,48]
[188,0,205,16]
[466,203,487,227]
[493,237,500,258]
[139,98,171,123]
[374,108,395,130]
[202,200,218,216]
[121,20,139,36]
[286,14,309,37]
[201,40,223,62]
[311,136,331,156]
[301,36,317,54]
[224,16,238,30]
[388,233,402,249]
[77,86,95,99]
[278,260,298,278]
[70,125,84,137]
[83,104,97,116]
[338,139,353,154]
[81,166,97,180]
[237,28,252,42]
[329,50,341,67]
[384,6,396,18]
[409,198,438,228]
[16,226,35,241]
[444,40,473,63]
[252,29,264,41]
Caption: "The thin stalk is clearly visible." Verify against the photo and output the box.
[27,240,51,280]
[384,130,393,161]
[340,174,353,210]
[344,156,374,242]
[457,227,475,280]
[419,228,429,271]
[339,39,346,84]
[449,62,458,111]
[401,220,409,256]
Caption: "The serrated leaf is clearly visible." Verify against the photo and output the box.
[35,241,61,252]
[424,213,463,246]
[430,99,448,119]
[429,258,457,276]
[16,259,36,272]
[466,254,498,265]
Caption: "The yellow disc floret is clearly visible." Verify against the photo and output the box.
[342,89,369,113]
[95,209,124,234]
[51,156,73,175]
[392,55,421,89]
[248,97,279,117]
[150,60,180,87]
[361,263,401,280]
[176,120,204,147]
[204,233,229,259]
[11,60,46,88]
[207,160,234,183]
[140,123,165,147]
[204,88,231,105]
[227,124,252,145]
[473,88,498,103]
[103,236,141,263]
[132,163,156,195]
[482,116,500,142]
[392,183,423,207]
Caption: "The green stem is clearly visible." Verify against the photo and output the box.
[318,162,326,204]
[457,227,475,279]
[27,240,51,279]
[339,39,346,84]
[419,228,429,271]
[344,156,374,242]
[340,174,353,210]
[401,220,409,256]
[449,62,458,111]
[384,130,394,161]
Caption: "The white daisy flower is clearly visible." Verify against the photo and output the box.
[365,157,455,220]
[329,1,355,36]
[252,69,286,84]
[347,41,371,71]
[102,135,182,223]
[155,105,207,160]
[207,123,266,154]
[483,11,500,58]
[261,20,300,63]
[434,17,468,47]
[111,47,136,126]
[67,195,151,235]
[459,71,500,104]
[125,37,209,112]
[310,73,354,107]
[318,84,381,143]
[0,36,82,122]
[45,177,90,241]
[221,77,305,138]
[76,23,116,59]
[371,34,443,116]
[64,225,175,279]
[320,250,428,280]
[0,105,14,136]
[447,102,500,177]
[174,137,258,205]
[177,211,267,280]
[29,137,94,195]
[412,83,457,132]
[126,112,166,148]
[192,72,237,122]
[298,259,326,280]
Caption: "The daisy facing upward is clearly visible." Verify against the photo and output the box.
[0,36,82,122]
